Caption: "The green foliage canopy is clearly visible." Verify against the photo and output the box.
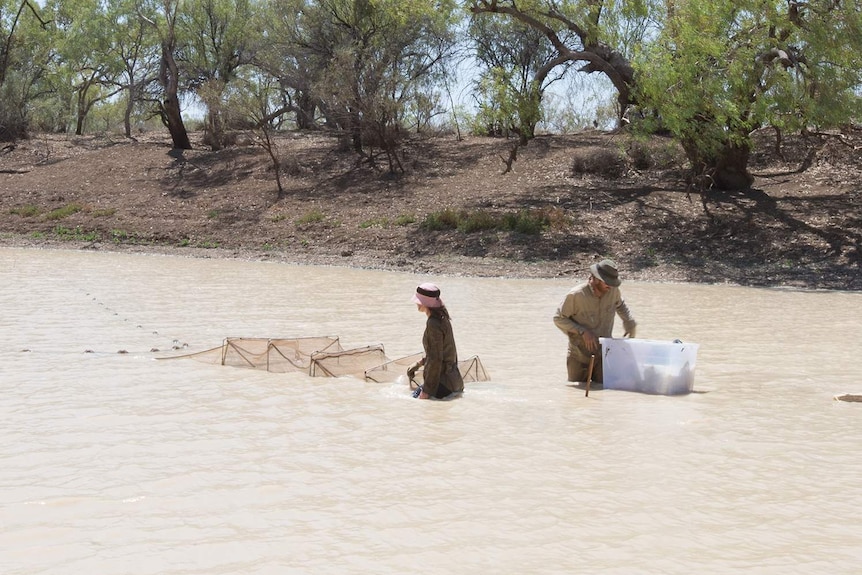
[633,0,862,187]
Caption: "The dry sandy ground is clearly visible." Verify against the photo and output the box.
[1,128,860,290]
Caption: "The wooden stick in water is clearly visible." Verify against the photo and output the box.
[585,354,596,397]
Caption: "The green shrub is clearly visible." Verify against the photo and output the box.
[457,211,498,233]
[421,208,461,231]
[10,205,39,217]
[44,203,83,220]
[53,225,98,241]
[359,217,389,229]
[421,208,552,235]
[500,210,549,235]
[297,209,325,225]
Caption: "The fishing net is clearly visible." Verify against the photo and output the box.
[363,353,491,386]
[362,352,424,383]
[159,336,343,373]
[161,336,491,384]
[309,344,388,378]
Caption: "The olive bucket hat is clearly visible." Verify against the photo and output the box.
[590,259,621,287]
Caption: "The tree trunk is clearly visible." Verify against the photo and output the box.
[123,92,133,138]
[206,109,224,151]
[75,85,89,136]
[160,39,191,149]
[163,92,191,149]
[712,141,754,190]
[295,91,317,130]
[683,137,754,191]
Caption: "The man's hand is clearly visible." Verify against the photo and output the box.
[583,329,600,353]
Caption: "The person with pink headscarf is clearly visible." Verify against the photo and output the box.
[407,283,464,399]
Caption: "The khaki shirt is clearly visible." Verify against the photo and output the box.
[553,282,636,361]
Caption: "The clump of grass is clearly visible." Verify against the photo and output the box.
[421,208,552,235]
[53,225,98,241]
[420,208,461,231]
[206,209,221,219]
[110,229,129,241]
[44,203,83,221]
[393,214,416,226]
[10,205,39,217]
[109,229,140,244]
[92,208,116,217]
[359,217,390,229]
[297,209,324,225]
[499,210,550,235]
[457,211,497,233]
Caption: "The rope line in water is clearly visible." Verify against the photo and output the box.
[19,288,191,356]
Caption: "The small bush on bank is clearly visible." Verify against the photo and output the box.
[626,137,686,170]
[421,208,554,235]
[53,225,98,241]
[421,208,461,231]
[457,211,498,233]
[10,205,40,217]
[571,147,628,178]
[393,214,416,226]
[44,203,83,220]
[296,209,325,225]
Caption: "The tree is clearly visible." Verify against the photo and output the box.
[635,0,862,190]
[251,0,328,130]
[178,0,257,150]
[108,0,162,138]
[469,11,578,171]
[0,0,52,140]
[46,0,127,135]
[231,71,290,196]
[141,0,191,149]
[301,0,459,171]
[468,0,653,122]
[468,13,566,140]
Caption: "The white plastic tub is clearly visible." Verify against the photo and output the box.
[599,337,699,395]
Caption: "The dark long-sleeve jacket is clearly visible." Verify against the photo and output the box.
[421,314,464,398]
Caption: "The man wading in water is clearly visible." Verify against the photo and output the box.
[553,259,637,384]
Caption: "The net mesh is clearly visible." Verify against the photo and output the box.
[363,353,491,385]
[160,336,491,383]
[159,336,343,373]
[309,344,388,378]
